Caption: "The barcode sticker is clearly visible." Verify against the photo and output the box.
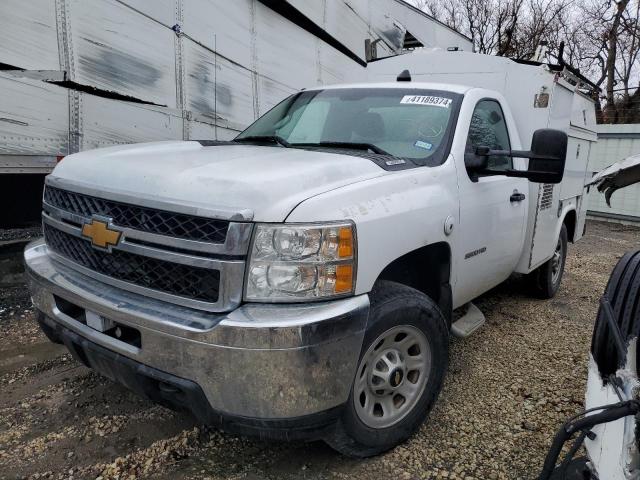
[400,95,452,108]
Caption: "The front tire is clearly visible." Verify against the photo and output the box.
[325,281,449,457]
[530,224,568,299]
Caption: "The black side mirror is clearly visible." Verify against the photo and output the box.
[525,129,568,184]
[464,146,489,171]
[464,129,568,184]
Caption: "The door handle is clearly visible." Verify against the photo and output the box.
[510,192,526,202]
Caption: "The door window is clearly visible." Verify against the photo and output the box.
[465,100,512,172]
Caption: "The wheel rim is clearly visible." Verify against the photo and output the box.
[551,237,564,285]
[353,325,431,429]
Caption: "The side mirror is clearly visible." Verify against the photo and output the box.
[464,146,489,171]
[525,129,568,184]
[464,129,568,184]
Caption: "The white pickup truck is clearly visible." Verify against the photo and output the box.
[25,51,595,457]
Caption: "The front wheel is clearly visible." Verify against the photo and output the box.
[529,224,568,299]
[325,281,449,457]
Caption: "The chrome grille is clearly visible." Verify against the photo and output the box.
[44,186,229,243]
[44,224,221,303]
[41,183,252,312]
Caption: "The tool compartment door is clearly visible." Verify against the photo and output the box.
[529,81,596,268]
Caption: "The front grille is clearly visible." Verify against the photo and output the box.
[44,224,220,303]
[44,187,229,243]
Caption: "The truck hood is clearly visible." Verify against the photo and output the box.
[50,141,387,222]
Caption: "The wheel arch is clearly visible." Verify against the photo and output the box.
[562,208,577,243]
[374,242,453,324]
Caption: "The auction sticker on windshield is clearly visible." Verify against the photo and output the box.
[400,95,452,108]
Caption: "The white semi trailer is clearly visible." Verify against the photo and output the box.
[0,0,469,172]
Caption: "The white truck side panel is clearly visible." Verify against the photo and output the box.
[319,44,362,84]
[79,94,183,151]
[183,39,256,131]
[0,0,59,71]
[66,0,178,108]
[0,0,472,169]
[215,126,243,141]
[117,0,177,27]
[324,0,371,62]
[371,0,471,51]
[185,120,216,141]
[182,0,254,67]
[254,3,321,90]
[0,74,69,156]
[257,76,297,118]
[287,0,327,26]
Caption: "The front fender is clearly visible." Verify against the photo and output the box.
[286,160,459,295]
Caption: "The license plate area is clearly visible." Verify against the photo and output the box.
[53,295,142,348]
[86,310,114,332]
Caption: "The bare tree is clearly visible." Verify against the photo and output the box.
[414,0,572,59]
[615,0,640,121]
[409,0,640,123]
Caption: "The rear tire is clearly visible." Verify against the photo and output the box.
[529,224,568,299]
[325,281,449,457]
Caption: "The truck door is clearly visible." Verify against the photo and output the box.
[454,98,528,305]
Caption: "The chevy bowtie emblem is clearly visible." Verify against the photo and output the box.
[81,217,122,251]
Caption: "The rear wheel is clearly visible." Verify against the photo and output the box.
[530,224,568,299]
[325,281,449,457]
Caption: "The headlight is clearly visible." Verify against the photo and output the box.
[245,222,356,301]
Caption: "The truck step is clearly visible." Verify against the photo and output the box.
[451,303,486,338]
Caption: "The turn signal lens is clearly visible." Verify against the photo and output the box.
[338,227,353,258]
[335,264,353,293]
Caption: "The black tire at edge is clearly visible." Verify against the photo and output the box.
[591,249,640,377]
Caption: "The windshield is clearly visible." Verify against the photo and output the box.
[235,88,461,165]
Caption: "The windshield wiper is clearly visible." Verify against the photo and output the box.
[293,141,392,156]
[234,135,291,148]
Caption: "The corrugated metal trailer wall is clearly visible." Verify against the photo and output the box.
[587,124,640,223]
[0,0,471,161]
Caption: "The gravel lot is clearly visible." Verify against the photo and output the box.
[1,220,638,480]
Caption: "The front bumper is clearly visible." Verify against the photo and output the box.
[25,239,369,427]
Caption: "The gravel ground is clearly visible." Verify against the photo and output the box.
[0,220,638,480]
[0,225,41,244]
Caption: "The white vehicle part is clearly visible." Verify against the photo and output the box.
[448,88,528,304]
[589,153,640,206]
[49,142,386,222]
[286,153,460,302]
[364,51,596,274]
[450,303,485,338]
[584,346,640,479]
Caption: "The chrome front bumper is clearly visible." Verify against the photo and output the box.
[25,239,369,420]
